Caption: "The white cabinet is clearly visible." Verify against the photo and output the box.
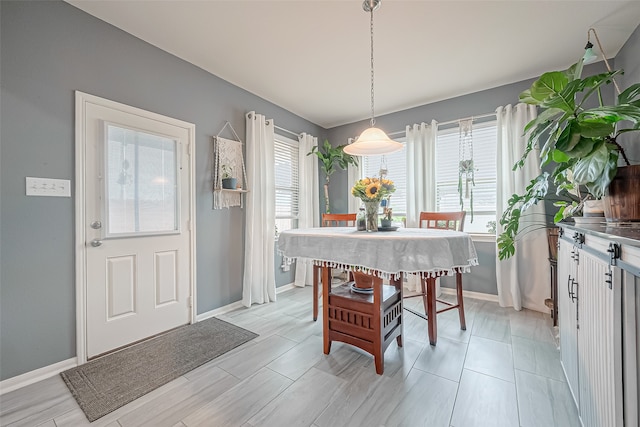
[557,238,579,403]
[558,228,624,427]
[575,247,623,427]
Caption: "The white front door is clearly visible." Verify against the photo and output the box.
[76,92,195,359]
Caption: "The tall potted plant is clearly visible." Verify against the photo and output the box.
[498,59,640,260]
[308,139,358,213]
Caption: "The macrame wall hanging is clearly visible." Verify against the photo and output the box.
[213,122,248,209]
[458,118,475,221]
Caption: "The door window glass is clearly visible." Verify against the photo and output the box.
[106,125,178,235]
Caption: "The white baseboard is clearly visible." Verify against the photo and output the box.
[276,283,298,293]
[196,284,298,322]
[441,287,499,303]
[196,283,302,322]
[0,357,77,395]
[196,301,245,322]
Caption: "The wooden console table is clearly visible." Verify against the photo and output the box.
[320,266,403,374]
[278,227,478,374]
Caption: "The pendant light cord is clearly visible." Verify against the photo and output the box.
[587,28,621,95]
[370,5,376,127]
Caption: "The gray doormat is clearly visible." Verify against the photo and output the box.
[60,317,257,422]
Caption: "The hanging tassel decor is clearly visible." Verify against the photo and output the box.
[458,118,475,222]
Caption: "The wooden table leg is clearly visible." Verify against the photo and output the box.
[373,277,383,374]
[312,266,319,321]
[322,265,331,354]
[456,272,466,331]
[390,274,404,348]
[426,276,437,346]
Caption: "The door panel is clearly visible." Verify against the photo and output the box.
[558,238,579,405]
[106,254,136,319]
[155,250,178,305]
[79,94,193,358]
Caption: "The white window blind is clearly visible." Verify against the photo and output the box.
[274,135,299,234]
[435,121,497,233]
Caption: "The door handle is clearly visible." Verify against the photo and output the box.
[567,275,578,303]
[569,278,578,303]
[91,239,103,247]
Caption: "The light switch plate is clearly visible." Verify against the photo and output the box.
[26,177,71,197]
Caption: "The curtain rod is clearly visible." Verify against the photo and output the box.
[437,112,496,128]
[248,113,302,139]
[381,111,497,138]
[274,125,301,139]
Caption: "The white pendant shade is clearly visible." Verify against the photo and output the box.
[344,127,403,156]
[583,47,598,64]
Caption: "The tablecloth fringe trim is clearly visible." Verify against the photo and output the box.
[280,255,479,280]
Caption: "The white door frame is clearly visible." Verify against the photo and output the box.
[74,91,197,364]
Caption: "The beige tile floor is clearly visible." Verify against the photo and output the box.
[0,285,580,427]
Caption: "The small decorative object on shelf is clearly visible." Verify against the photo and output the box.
[351,176,395,232]
[221,165,237,189]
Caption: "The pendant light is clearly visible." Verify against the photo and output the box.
[343,0,403,156]
[582,27,621,94]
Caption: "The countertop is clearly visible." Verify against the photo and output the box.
[559,221,640,248]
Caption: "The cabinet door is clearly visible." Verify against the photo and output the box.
[622,269,639,427]
[557,238,579,405]
[576,249,623,427]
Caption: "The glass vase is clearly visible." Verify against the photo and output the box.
[363,200,380,232]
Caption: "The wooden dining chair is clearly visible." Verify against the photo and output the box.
[312,213,357,321]
[407,211,468,331]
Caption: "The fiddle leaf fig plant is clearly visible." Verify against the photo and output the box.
[308,139,358,214]
[498,59,640,260]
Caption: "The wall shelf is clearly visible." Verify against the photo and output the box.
[213,128,247,209]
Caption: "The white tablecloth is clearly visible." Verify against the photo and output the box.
[278,227,478,279]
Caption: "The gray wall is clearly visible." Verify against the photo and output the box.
[615,23,640,163]
[0,0,323,380]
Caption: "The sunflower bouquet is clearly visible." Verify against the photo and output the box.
[352,177,395,232]
[351,177,395,202]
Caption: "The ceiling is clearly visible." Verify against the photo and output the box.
[65,0,640,128]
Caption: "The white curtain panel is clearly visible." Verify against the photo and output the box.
[405,121,438,292]
[347,137,363,214]
[242,112,276,307]
[294,133,320,287]
[495,103,549,312]
[405,121,437,227]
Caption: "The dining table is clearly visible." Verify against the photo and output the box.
[278,226,478,374]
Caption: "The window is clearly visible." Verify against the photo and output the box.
[360,146,407,219]
[435,121,497,233]
[357,119,497,233]
[105,124,178,236]
[274,135,299,235]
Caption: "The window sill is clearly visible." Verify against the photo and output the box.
[469,233,496,243]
